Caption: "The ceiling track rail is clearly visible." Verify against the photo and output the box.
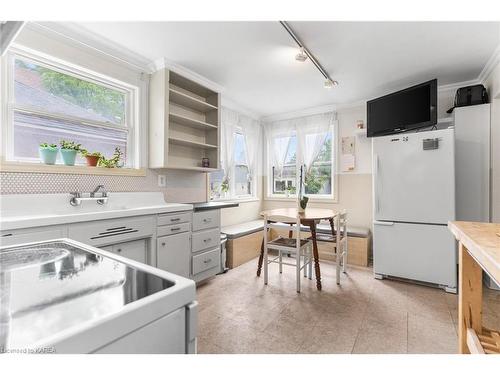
[279,21,337,85]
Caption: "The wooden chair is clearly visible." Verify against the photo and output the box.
[309,210,348,285]
[263,213,313,293]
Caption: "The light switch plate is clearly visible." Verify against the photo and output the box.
[158,174,166,187]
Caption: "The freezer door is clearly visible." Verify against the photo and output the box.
[372,128,455,224]
[373,221,457,289]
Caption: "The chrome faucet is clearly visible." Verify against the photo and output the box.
[70,185,108,206]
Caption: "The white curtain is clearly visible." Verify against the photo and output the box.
[220,108,238,183]
[265,111,336,192]
[295,112,335,173]
[239,116,262,183]
[264,120,294,178]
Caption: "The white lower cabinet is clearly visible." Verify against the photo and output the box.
[100,239,148,264]
[157,232,191,278]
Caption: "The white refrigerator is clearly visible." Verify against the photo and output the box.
[372,128,457,292]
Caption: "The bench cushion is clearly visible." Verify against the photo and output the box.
[222,219,264,239]
[272,221,370,238]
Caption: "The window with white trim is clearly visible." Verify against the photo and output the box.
[268,128,335,199]
[2,51,138,167]
[209,129,254,200]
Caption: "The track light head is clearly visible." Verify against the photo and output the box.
[295,47,308,62]
[324,79,339,89]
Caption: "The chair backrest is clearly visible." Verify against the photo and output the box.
[263,213,302,249]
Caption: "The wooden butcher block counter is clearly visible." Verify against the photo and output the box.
[448,221,500,354]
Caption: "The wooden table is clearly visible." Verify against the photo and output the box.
[256,208,338,291]
[448,221,500,354]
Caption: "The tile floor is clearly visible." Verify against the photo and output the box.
[196,258,500,354]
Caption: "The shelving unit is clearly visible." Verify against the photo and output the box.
[149,69,220,171]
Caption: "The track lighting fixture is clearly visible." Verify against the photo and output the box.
[295,47,308,62]
[280,21,339,89]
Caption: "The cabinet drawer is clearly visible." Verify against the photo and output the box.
[192,228,220,253]
[157,222,190,237]
[192,210,219,231]
[158,212,191,226]
[1,227,65,247]
[192,248,219,275]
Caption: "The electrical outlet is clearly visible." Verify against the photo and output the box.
[158,174,166,187]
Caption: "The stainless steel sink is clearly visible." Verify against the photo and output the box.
[0,247,70,272]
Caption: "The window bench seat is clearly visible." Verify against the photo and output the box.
[222,220,264,269]
[222,219,372,269]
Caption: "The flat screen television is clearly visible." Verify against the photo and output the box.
[367,79,437,137]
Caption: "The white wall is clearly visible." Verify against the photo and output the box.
[483,60,500,221]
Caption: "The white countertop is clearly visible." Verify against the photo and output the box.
[0,192,193,231]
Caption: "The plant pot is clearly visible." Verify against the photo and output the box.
[60,149,77,166]
[39,147,58,165]
[85,155,100,167]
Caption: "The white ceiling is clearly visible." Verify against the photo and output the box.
[48,21,499,117]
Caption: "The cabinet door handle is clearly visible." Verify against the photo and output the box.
[116,248,122,253]
[170,218,181,222]
[161,242,166,246]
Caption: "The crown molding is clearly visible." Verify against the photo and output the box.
[261,103,336,123]
[149,57,225,94]
[221,97,261,121]
[437,79,481,92]
[28,22,152,73]
[478,43,500,83]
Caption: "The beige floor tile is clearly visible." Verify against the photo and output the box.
[407,314,457,354]
[195,257,500,354]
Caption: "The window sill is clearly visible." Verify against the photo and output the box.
[265,196,338,204]
[0,162,147,176]
[210,196,260,204]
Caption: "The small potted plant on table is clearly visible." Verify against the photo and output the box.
[59,140,82,166]
[80,149,102,167]
[39,143,58,165]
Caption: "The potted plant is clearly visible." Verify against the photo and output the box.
[220,177,229,198]
[80,149,102,167]
[98,147,123,168]
[59,140,82,166]
[39,143,58,165]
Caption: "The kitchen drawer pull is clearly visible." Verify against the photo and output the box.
[170,218,181,222]
[203,259,212,264]
[203,218,212,223]
[171,227,181,231]
[203,238,212,242]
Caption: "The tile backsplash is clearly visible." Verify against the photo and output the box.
[0,169,208,203]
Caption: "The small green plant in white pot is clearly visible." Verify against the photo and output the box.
[59,140,81,166]
[39,143,58,165]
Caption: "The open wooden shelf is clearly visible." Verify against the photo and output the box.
[169,112,217,130]
[169,136,217,149]
[467,327,500,354]
[169,88,218,113]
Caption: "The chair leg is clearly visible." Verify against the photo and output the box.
[264,244,269,286]
[279,250,283,274]
[343,239,348,274]
[336,254,341,285]
[308,245,313,280]
[296,250,301,293]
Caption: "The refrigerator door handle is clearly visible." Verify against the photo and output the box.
[374,154,380,213]
[373,220,394,226]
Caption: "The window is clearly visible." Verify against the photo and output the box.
[268,128,335,199]
[209,130,253,200]
[3,51,137,167]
